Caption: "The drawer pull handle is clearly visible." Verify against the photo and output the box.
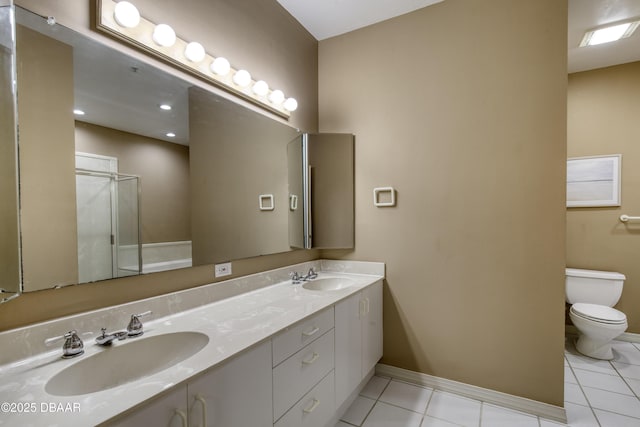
[302,352,320,365]
[303,398,320,414]
[173,409,187,427]
[302,326,320,337]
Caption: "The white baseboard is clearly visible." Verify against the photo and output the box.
[566,325,640,344]
[376,364,567,424]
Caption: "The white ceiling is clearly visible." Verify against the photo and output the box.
[277,0,640,73]
[276,0,444,41]
[568,0,640,73]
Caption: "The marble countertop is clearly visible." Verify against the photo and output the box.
[0,260,384,426]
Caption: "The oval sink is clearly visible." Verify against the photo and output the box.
[46,331,209,396]
[302,277,355,291]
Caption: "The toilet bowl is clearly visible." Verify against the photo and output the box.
[569,303,627,360]
[566,268,627,360]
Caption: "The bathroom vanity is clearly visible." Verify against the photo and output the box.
[0,260,383,427]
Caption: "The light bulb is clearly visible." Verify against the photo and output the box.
[152,24,176,47]
[233,69,252,87]
[113,1,140,28]
[210,57,231,76]
[184,42,206,63]
[73,109,85,116]
[166,132,176,138]
[269,89,285,105]
[159,104,172,111]
[252,80,269,96]
[283,98,298,112]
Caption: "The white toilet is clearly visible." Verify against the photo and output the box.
[566,268,627,360]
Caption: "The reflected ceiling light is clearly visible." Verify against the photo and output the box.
[166,132,176,137]
[73,109,85,116]
[283,98,298,112]
[269,89,285,105]
[113,1,140,29]
[580,21,640,47]
[252,80,269,96]
[184,42,206,62]
[152,24,176,47]
[159,104,172,111]
[233,69,252,87]
[210,57,231,76]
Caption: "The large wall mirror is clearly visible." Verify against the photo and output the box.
[0,0,21,301]
[14,5,305,292]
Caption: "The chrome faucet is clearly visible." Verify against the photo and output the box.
[127,311,152,337]
[302,267,318,281]
[45,330,84,359]
[95,328,128,346]
[290,271,303,284]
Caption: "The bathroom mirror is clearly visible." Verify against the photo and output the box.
[0,0,21,301]
[14,6,301,291]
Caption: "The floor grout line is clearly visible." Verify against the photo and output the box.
[339,338,640,427]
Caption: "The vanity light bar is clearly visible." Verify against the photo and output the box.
[97,0,297,119]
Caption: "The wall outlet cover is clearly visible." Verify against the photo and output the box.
[214,262,232,278]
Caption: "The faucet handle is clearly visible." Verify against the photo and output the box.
[290,271,302,284]
[127,311,152,337]
[45,330,84,359]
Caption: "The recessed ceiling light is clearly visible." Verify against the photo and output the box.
[580,21,640,47]
[159,104,172,111]
[73,109,85,115]
[166,132,176,138]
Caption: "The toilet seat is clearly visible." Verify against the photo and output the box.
[571,303,627,325]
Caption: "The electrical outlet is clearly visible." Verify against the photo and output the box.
[214,262,232,278]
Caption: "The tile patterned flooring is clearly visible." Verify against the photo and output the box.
[335,338,640,426]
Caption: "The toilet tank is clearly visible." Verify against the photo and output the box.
[565,268,625,306]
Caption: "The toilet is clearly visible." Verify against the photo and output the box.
[566,268,627,360]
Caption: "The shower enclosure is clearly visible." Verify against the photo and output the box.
[75,153,141,283]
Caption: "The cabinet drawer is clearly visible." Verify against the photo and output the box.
[272,307,334,367]
[273,329,334,422]
[274,371,335,427]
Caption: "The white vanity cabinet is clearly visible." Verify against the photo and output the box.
[188,339,273,427]
[335,280,383,405]
[107,385,188,427]
[108,340,272,427]
[272,307,335,426]
[103,282,382,427]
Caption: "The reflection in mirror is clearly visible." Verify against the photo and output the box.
[287,133,355,250]
[0,0,21,302]
[15,6,300,291]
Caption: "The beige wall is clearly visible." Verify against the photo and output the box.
[75,121,191,244]
[0,27,20,294]
[319,0,567,405]
[567,61,640,333]
[16,25,78,292]
[0,0,319,330]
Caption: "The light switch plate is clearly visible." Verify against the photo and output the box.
[214,262,232,278]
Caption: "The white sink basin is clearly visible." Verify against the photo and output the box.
[302,277,355,291]
[45,331,209,396]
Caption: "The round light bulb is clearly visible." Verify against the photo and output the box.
[252,80,269,96]
[152,24,176,47]
[159,104,172,111]
[73,109,85,116]
[113,1,140,29]
[269,89,285,105]
[283,98,298,112]
[166,132,176,138]
[233,69,252,87]
[210,57,231,76]
[184,42,206,63]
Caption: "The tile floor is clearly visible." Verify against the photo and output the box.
[335,338,640,426]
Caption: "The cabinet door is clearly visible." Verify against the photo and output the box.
[334,291,362,406]
[362,280,383,376]
[188,340,272,427]
[107,386,188,427]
